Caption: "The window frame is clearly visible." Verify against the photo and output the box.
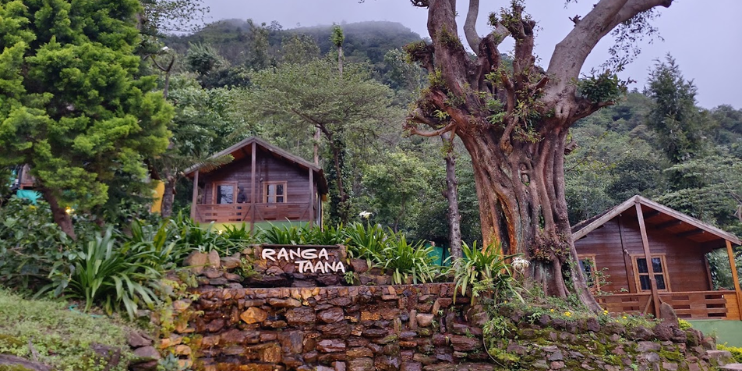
[631,254,671,292]
[263,181,288,203]
[212,181,238,205]
[577,254,600,291]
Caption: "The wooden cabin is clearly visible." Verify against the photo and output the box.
[572,195,742,320]
[184,137,328,230]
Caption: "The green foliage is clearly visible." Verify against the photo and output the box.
[165,213,247,256]
[646,55,708,164]
[718,344,742,363]
[0,0,172,226]
[140,0,209,34]
[45,227,163,319]
[330,25,345,48]
[185,43,226,75]
[0,198,73,291]
[576,70,627,104]
[258,223,345,246]
[362,151,434,232]
[344,222,388,262]
[0,289,135,371]
[165,20,421,71]
[382,235,436,284]
[452,242,521,304]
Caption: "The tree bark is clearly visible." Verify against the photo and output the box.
[161,177,176,218]
[404,0,673,312]
[39,186,76,240]
[441,133,462,260]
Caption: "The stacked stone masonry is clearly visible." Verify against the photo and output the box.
[177,283,490,371]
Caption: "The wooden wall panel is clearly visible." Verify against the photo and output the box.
[200,148,312,206]
[575,219,632,294]
[575,214,714,294]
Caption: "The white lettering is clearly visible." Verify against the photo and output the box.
[324,261,334,273]
[318,248,329,260]
[264,247,347,273]
[334,261,346,273]
[262,248,276,262]
[302,249,317,260]
[289,249,301,260]
[296,260,309,273]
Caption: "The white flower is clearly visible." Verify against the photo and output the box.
[359,211,373,219]
[511,257,530,272]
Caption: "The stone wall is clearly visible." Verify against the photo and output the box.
[166,283,489,371]
[154,249,735,371]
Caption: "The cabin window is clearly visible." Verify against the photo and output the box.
[632,255,670,292]
[213,182,237,204]
[263,181,287,203]
[578,255,599,290]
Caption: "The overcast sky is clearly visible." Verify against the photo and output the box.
[204,0,742,109]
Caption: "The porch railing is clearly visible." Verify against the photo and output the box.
[659,290,737,319]
[195,203,312,223]
[596,290,741,320]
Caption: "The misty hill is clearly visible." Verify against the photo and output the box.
[165,20,423,67]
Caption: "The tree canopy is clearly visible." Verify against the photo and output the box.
[0,0,172,237]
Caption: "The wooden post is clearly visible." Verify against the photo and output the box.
[190,170,199,221]
[250,142,257,234]
[725,240,742,320]
[635,202,661,318]
[308,168,314,227]
[618,215,637,293]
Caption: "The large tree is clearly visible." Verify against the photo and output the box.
[0,0,172,238]
[241,58,396,225]
[401,0,675,311]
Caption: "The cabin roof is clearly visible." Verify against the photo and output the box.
[184,137,328,195]
[571,195,741,247]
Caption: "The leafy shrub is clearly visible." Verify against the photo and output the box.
[258,223,346,246]
[166,213,244,256]
[0,199,74,292]
[453,241,521,304]
[383,234,437,284]
[344,222,388,261]
[45,227,163,319]
[718,344,742,363]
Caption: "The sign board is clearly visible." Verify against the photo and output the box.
[254,244,347,275]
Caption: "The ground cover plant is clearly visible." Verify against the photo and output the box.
[0,289,134,371]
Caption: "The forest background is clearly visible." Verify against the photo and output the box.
[3,4,742,273]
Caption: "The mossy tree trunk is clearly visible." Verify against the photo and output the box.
[405,0,674,311]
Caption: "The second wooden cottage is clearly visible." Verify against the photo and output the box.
[572,195,742,321]
[184,137,328,231]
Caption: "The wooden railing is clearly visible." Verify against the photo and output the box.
[596,290,741,320]
[659,290,738,320]
[596,293,653,315]
[195,203,312,223]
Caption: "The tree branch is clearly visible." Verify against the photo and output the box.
[545,0,673,104]
[405,118,456,137]
[464,0,481,53]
